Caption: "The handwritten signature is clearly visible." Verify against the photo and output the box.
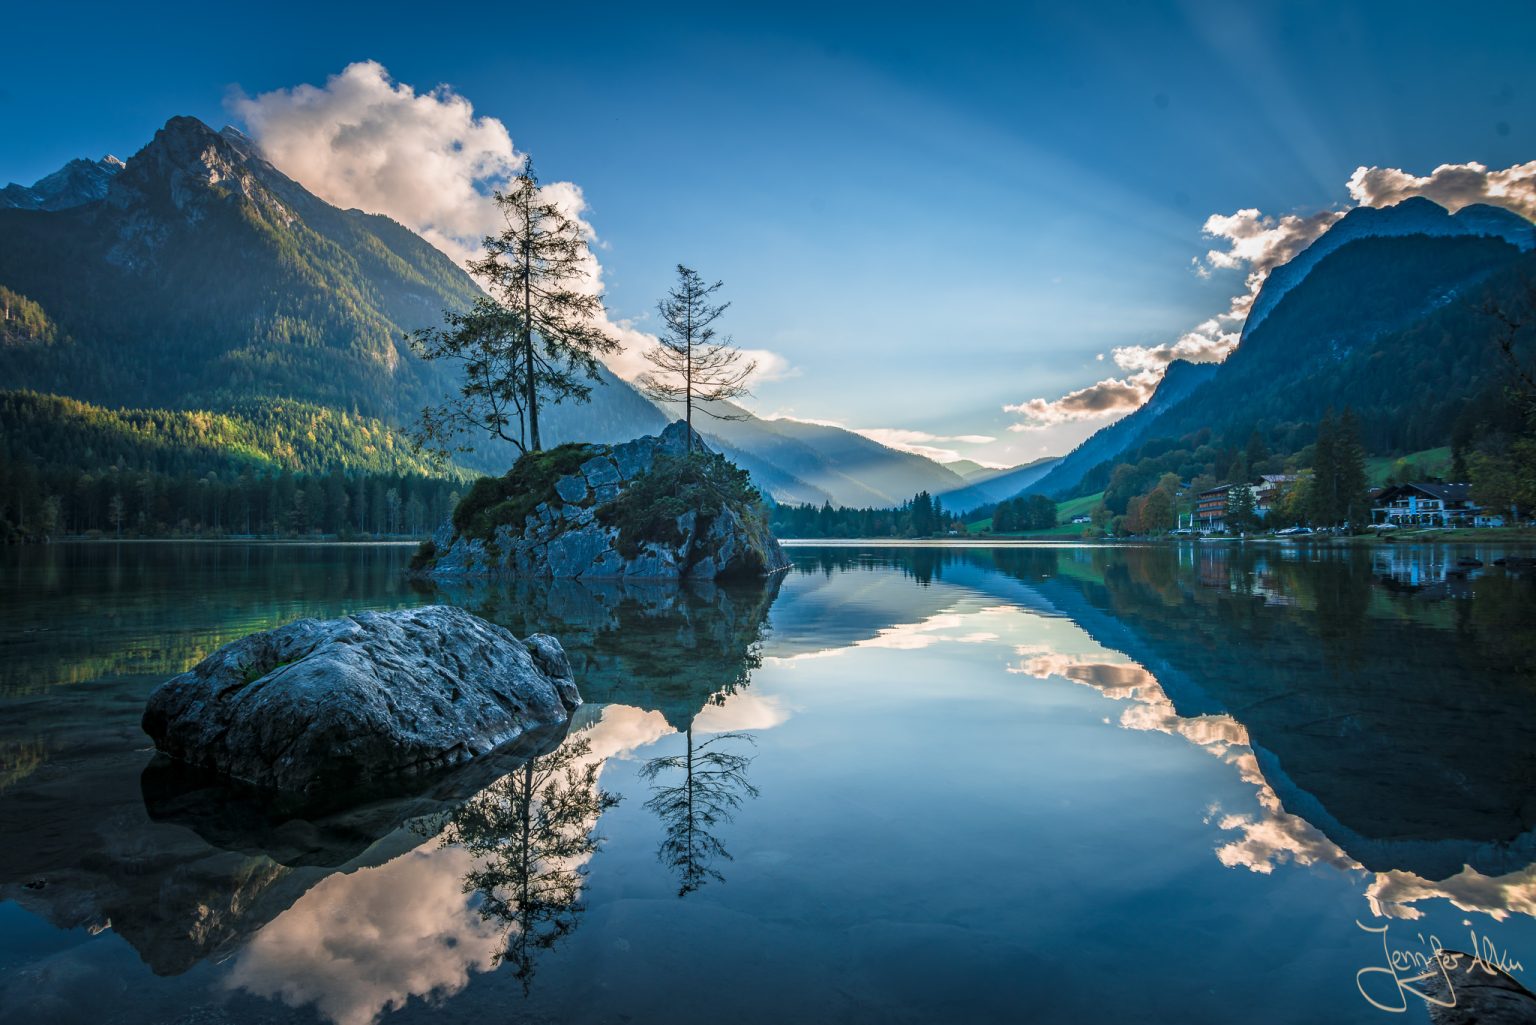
[1356,920,1526,1013]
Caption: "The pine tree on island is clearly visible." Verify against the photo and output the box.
[638,265,757,452]
[411,165,619,459]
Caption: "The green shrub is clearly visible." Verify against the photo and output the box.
[408,539,437,572]
[451,443,597,540]
[597,451,764,559]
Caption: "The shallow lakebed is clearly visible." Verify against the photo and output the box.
[2,540,1534,1024]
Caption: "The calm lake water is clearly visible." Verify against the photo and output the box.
[2,540,1535,1024]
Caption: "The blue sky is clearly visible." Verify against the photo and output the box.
[3,0,1534,465]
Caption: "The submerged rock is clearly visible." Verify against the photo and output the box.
[1421,951,1536,1024]
[421,420,790,581]
[141,606,580,792]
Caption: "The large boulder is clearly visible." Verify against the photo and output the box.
[421,420,791,581]
[142,605,580,792]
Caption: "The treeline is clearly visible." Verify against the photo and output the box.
[1105,410,1386,535]
[0,389,470,542]
[770,490,961,538]
[0,454,460,542]
[0,389,453,477]
[988,494,1058,533]
[1069,250,1536,527]
[1107,411,1371,534]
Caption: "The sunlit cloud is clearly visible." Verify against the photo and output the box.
[762,417,997,463]
[772,607,1012,663]
[223,699,725,1025]
[1018,643,1536,924]
[1366,864,1536,922]
[232,61,795,391]
[1004,160,1536,434]
[855,427,997,463]
[602,316,798,391]
[576,702,672,762]
[230,60,526,271]
[1348,160,1536,220]
[1004,370,1162,429]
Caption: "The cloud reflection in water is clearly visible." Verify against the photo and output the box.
[1010,639,1536,924]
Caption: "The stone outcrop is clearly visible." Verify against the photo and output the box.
[141,605,580,792]
[423,421,790,581]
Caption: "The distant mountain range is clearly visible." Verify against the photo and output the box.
[0,116,1012,506]
[1033,196,1536,499]
[0,155,123,211]
[933,456,1062,511]
[668,399,972,508]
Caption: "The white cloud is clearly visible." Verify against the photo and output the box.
[762,417,995,463]
[854,427,996,463]
[1198,207,1345,280]
[1003,202,1344,431]
[1005,369,1162,429]
[692,691,791,733]
[1022,641,1536,924]
[1348,160,1536,220]
[1003,159,1536,434]
[232,62,794,390]
[230,61,526,270]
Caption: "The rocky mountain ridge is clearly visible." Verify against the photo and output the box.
[0,155,123,211]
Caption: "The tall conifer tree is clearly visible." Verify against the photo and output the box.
[639,265,757,449]
[413,167,618,456]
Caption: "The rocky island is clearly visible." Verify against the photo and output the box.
[142,605,580,792]
[416,421,791,581]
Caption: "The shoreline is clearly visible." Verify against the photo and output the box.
[6,536,424,546]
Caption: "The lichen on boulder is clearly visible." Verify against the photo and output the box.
[141,605,580,792]
[419,421,790,581]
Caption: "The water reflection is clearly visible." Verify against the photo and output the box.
[1009,646,1536,922]
[221,569,782,1020]
[432,574,777,898]
[441,736,619,992]
[0,558,780,1005]
[778,543,1536,924]
[642,729,760,896]
[1009,545,1536,874]
[2,541,1535,1024]
[433,575,781,731]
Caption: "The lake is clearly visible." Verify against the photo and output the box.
[2,540,1534,1024]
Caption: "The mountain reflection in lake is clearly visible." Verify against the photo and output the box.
[1,540,1534,1025]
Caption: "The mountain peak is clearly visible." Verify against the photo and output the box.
[106,114,277,223]
[1243,195,1535,339]
[0,154,125,212]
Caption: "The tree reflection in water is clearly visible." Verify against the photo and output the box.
[641,727,759,896]
[440,736,619,993]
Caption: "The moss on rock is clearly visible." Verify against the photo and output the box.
[424,422,789,580]
[595,451,765,561]
[452,443,598,541]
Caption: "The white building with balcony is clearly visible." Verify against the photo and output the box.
[1371,482,1479,527]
